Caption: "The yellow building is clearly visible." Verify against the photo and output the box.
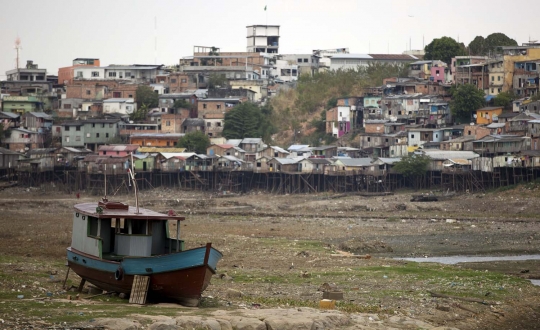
[502,46,540,92]
[476,106,503,125]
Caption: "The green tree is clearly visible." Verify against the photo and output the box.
[468,36,486,56]
[173,99,194,110]
[129,104,149,122]
[451,84,486,123]
[484,33,518,55]
[201,46,222,66]
[424,36,467,65]
[222,103,263,139]
[493,91,515,108]
[468,33,518,56]
[177,131,210,154]
[135,85,158,109]
[393,154,431,189]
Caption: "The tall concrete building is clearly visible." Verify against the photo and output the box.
[246,25,280,54]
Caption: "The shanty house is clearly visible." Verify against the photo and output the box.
[0,147,21,170]
[268,157,301,172]
[98,144,139,157]
[298,158,331,173]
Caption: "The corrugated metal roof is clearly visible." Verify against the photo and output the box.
[137,147,186,153]
[270,146,289,154]
[486,123,506,128]
[98,144,139,152]
[421,150,479,160]
[0,147,21,155]
[159,152,197,159]
[28,112,52,119]
[288,144,310,151]
[336,158,373,167]
[271,157,303,165]
[0,112,20,119]
[241,138,262,144]
[226,139,242,146]
[220,155,244,163]
[130,133,184,138]
[377,157,402,164]
[103,98,134,103]
[304,158,331,165]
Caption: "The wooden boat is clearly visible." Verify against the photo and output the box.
[66,159,222,306]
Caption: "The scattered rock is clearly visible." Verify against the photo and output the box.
[226,288,243,298]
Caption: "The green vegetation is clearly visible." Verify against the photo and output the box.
[269,63,407,144]
[134,85,158,109]
[177,131,210,154]
[393,154,431,178]
[468,33,518,56]
[493,91,516,109]
[200,46,222,66]
[424,36,467,65]
[173,99,194,110]
[222,102,276,141]
[450,83,486,123]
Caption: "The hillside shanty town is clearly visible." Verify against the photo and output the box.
[3,4,540,330]
[2,25,540,194]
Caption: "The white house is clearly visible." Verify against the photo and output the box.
[74,67,105,80]
[103,98,136,115]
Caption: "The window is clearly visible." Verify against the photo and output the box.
[86,90,91,95]
[113,92,121,98]
[303,58,308,63]
[367,137,371,142]
[128,94,133,98]
[92,71,99,77]
[217,122,221,127]
[491,88,494,93]
[468,130,471,135]
[203,104,207,109]
[65,137,70,142]
[491,76,494,81]
[96,133,100,138]
[102,151,106,155]
[498,76,501,81]
[106,133,109,138]
[108,72,116,77]
[167,120,171,127]
[65,126,70,131]
[411,134,415,138]
[206,122,211,127]
[76,126,80,131]
[76,71,83,78]
[87,133,90,137]
[75,136,81,141]
[171,79,177,83]
[63,104,71,109]
[217,104,221,109]
[109,123,113,128]
[297,58,302,63]
[181,78,187,83]
[125,72,131,78]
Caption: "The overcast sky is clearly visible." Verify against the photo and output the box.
[1,0,539,79]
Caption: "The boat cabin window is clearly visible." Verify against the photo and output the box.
[88,216,99,237]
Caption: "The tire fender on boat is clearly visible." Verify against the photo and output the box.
[114,266,124,281]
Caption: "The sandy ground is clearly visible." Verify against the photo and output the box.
[0,184,539,329]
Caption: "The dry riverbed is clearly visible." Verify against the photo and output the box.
[0,183,539,329]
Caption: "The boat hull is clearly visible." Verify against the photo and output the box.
[67,245,222,306]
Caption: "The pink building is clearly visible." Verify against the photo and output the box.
[98,144,139,157]
[430,65,447,83]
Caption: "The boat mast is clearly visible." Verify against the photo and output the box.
[104,164,107,201]
[129,152,141,214]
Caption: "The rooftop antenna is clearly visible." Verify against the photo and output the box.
[154,17,157,65]
[14,37,22,69]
